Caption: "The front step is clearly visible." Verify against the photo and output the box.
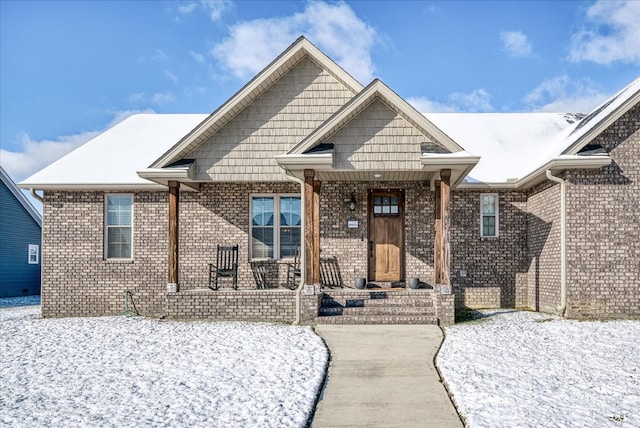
[316,314,438,325]
[316,289,438,325]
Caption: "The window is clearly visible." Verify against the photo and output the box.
[28,244,39,264]
[480,194,498,237]
[105,194,133,259]
[373,195,399,216]
[251,195,301,259]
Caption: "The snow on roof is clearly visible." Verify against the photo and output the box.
[20,114,207,188]
[425,113,580,183]
[562,76,640,155]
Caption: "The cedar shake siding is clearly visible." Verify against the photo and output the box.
[187,57,354,182]
[564,103,640,319]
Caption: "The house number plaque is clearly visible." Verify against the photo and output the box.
[347,217,359,229]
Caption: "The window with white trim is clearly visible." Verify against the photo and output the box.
[251,195,301,259]
[480,193,498,237]
[28,244,39,264]
[105,194,133,259]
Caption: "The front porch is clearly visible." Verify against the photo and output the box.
[165,285,454,326]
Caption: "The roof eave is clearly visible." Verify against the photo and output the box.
[275,153,334,170]
[456,155,612,190]
[2,167,42,226]
[137,166,200,191]
[17,183,169,191]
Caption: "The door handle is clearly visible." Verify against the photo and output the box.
[369,241,373,258]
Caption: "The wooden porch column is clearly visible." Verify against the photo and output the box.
[168,180,179,291]
[312,179,321,285]
[440,169,451,285]
[304,170,315,285]
[434,179,442,285]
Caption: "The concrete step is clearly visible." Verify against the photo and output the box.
[319,305,436,317]
[315,314,438,325]
[321,297,433,308]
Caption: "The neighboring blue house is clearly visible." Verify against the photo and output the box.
[0,166,42,297]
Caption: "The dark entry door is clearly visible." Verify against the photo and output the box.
[368,190,404,282]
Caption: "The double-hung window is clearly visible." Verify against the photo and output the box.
[105,194,133,259]
[251,195,301,259]
[480,193,498,237]
[28,244,39,264]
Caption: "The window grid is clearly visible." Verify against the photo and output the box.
[480,193,499,238]
[105,194,133,259]
[28,244,39,264]
[250,194,301,259]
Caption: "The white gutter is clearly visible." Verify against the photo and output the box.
[30,188,44,204]
[546,170,567,316]
[283,171,306,325]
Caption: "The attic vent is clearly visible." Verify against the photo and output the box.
[577,144,607,156]
[421,142,449,154]
[165,158,195,168]
[304,143,334,154]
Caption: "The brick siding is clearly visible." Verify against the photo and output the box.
[41,191,168,317]
[564,104,640,319]
[525,181,562,313]
[450,191,529,309]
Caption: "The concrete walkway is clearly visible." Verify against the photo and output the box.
[312,325,463,428]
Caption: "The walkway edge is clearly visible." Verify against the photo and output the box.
[434,325,467,427]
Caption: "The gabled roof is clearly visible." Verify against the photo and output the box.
[426,113,579,183]
[285,79,464,156]
[19,114,207,190]
[150,36,364,169]
[562,76,640,155]
[1,166,42,227]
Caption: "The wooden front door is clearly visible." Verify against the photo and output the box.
[368,190,404,282]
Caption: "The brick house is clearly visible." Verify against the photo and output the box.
[20,38,639,324]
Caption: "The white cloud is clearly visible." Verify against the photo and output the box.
[409,89,494,113]
[568,0,640,65]
[174,0,231,22]
[0,110,154,182]
[201,0,232,22]
[151,91,176,105]
[407,97,457,113]
[165,70,178,83]
[524,75,608,113]
[212,1,378,83]
[500,31,532,58]
[189,50,205,63]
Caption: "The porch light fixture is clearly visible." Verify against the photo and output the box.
[348,193,356,211]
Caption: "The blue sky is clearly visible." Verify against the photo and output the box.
[1,0,639,186]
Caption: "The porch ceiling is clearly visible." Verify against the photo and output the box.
[314,169,435,182]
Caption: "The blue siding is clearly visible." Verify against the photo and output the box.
[0,181,42,297]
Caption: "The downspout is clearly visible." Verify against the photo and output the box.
[545,170,567,316]
[30,188,44,203]
[283,173,306,325]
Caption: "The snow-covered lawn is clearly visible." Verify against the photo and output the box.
[0,298,328,427]
[437,310,640,428]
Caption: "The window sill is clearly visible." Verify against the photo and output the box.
[104,258,134,264]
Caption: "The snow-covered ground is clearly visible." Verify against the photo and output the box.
[0,298,328,428]
[437,310,640,428]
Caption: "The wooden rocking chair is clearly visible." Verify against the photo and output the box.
[209,245,239,290]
